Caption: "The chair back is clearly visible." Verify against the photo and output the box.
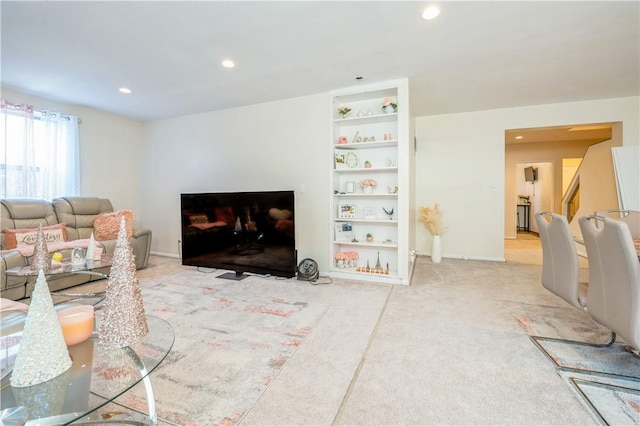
[594,209,640,239]
[579,215,640,350]
[535,211,584,310]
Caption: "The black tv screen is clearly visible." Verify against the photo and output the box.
[180,191,296,278]
[524,166,537,182]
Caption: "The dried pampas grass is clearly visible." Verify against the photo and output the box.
[419,204,446,235]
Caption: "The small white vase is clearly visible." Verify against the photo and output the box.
[363,186,373,194]
[383,105,396,114]
[431,235,442,264]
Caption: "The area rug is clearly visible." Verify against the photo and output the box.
[514,307,639,380]
[568,376,640,425]
[106,268,329,425]
[514,306,640,425]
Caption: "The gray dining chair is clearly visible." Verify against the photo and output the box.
[594,209,640,239]
[579,215,640,358]
[533,212,615,347]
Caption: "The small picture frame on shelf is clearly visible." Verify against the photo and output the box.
[338,203,356,219]
[335,149,347,169]
[335,222,353,241]
[363,207,376,220]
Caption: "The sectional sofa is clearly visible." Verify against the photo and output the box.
[1,197,151,301]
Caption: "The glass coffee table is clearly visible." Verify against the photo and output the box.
[5,256,114,306]
[5,255,114,279]
[0,313,174,425]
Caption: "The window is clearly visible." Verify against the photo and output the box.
[0,100,79,199]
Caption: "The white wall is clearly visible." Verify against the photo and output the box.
[139,93,330,269]
[415,96,639,261]
[5,87,637,267]
[1,88,144,227]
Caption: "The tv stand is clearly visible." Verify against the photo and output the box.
[217,271,249,281]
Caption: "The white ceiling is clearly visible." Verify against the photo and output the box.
[1,1,638,122]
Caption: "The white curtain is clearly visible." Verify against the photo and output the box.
[1,99,79,199]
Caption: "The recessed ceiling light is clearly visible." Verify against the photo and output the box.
[515,135,523,140]
[222,59,235,68]
[422,5,440,20]
[118,87,132,94]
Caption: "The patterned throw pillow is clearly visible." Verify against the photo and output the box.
[3,224,68,249]
[93,210,133,241]
[189,214,209,224]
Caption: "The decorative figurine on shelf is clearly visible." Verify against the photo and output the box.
[383,207,394,220]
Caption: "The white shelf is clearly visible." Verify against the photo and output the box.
[334,113,397,125]
[334,193,397,198]
[333,240,398,248]
[334,167,398,173]
[334,140,398,149]
[334,218,397,224]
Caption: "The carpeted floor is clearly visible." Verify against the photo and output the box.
[29,254,639,424]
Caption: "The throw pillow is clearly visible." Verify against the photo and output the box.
[189,214,209,224]
[93,210,133,241]
[3,224,68,249]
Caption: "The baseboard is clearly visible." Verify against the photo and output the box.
[150,251,180,259]
[414,252,506,263]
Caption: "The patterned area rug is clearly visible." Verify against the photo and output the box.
[110,268,329,425]
[514,306,640,425]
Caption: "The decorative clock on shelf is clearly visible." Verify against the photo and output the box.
[346,152,359,168]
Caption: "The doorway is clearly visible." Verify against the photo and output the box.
[514,161,553,235]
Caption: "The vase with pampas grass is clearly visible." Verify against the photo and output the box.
[419,204,446,263]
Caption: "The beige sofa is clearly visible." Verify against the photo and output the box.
[1,197,151,301]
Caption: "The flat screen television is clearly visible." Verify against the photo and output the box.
[180,191,296,279]
[524,166,537,182]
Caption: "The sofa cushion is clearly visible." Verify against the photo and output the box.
[53,197,114,240]
[3,224,68,249]
[93,210,133,241]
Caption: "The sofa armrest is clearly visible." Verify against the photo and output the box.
[132,228,152,269]
[1,250,28,299]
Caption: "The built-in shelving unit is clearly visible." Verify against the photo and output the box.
[329,79,412,285]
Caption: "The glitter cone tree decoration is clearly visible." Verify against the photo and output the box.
[30,223,50,272]
[11,270,72,387]
[99,217,148,348]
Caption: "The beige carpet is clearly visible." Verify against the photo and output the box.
[505,232,589,269]
[46,254,626,425]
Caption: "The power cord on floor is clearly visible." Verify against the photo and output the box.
[308,275,333,285]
